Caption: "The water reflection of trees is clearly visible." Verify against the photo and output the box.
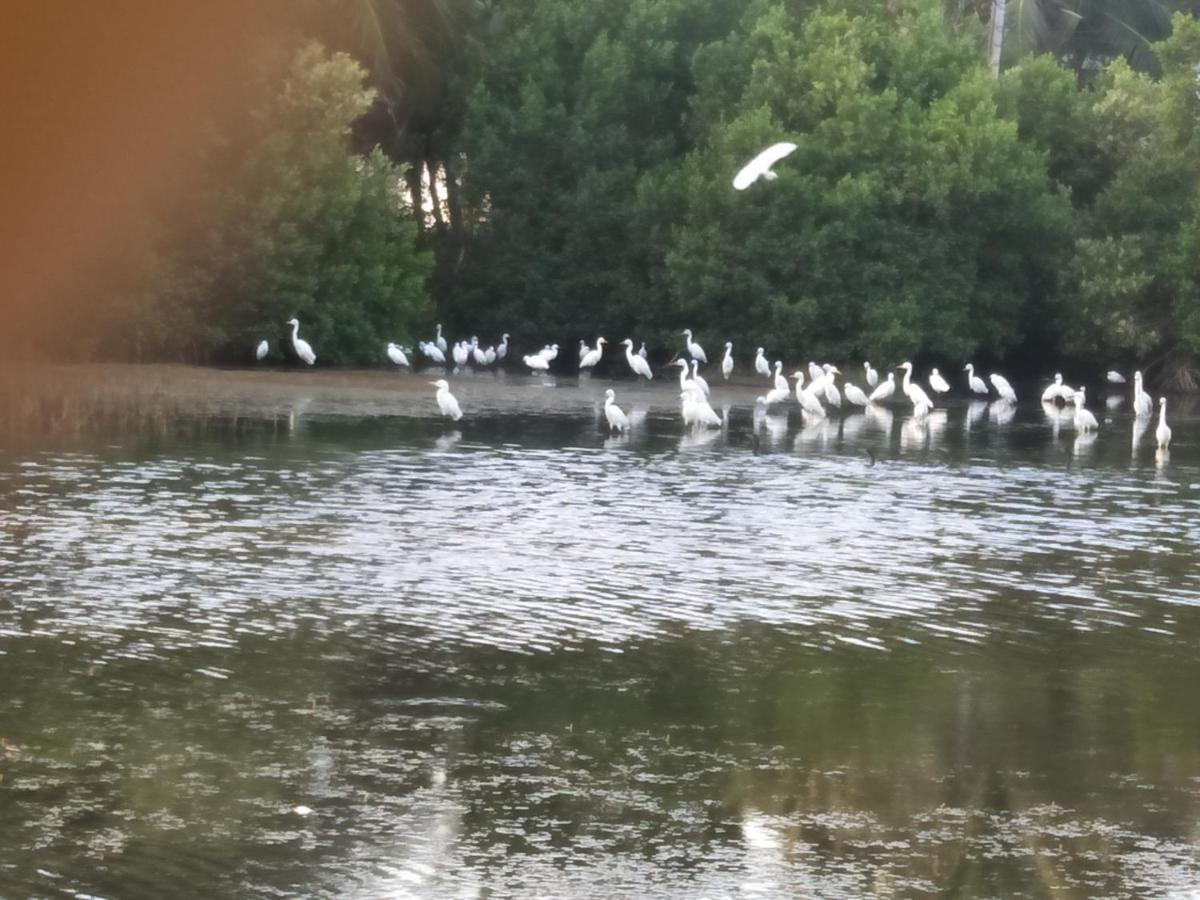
[7,616,1199,895]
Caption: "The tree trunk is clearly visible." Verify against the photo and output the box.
[405,165,425,236]
[988,0,1006,76]
[427,160,445,228]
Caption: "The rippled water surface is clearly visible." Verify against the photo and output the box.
[2,365,1199,898]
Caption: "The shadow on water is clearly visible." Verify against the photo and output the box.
[2,364,1200,897]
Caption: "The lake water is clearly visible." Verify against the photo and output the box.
[2,365,1199,898]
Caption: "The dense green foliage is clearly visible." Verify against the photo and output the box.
[97,0,1200,382]
[120,43,432,364]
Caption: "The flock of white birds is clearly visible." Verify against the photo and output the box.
[260,316,1174,451]
[256,145,1173,453]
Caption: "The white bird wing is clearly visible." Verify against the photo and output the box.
[733,142,797,190]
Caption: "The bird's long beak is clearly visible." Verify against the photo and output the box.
[428,381,440,386]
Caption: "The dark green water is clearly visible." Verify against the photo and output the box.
[2,370,1199,898]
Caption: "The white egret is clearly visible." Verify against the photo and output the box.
[452,341,470,368]
[471,339,488,367]
[928,368,950,395]
[682,384,722,427]
[623,339,653,380]
[580,337,606,370]
[989,372,1017,403]
[868,372,895,403]
[1133,371,1152,417]
[897,362,933,409]
[1041,374,1066,404]
[484,345,497,365]
[807,361,824,384]
[434,324,447,354]
[822,365,842,407]
[864,361,878,388]
[760,386,791,408]
[496,334,510,361]
[721,342,734,380]
[578,339,589,361]
[691,360,711,396]
[286,318,316,366]
[964,363,989,396]
[1156,397,1172,449]
[255,339,269,361]
[638,342,648,359]
[523,353,550,374]
[754,347,770,377]
[844,382,870,407]
[604,389,630,433]
[387,343,410,367]
[420,341,446,364]
[792,372,826,417]
[431,379,462,421]
[768,361,785,394]
[1106,371,1127,384]
[539,343,560,362]
[674,358,692,391]
[682,329,708,363]
[1073,386,1098,432]
[732,141,798,190]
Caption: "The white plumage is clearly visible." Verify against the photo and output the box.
[523,354,550,373]
[431,379,462,421]
[682,329,708,363]
[754,348,770,377]
[623,339,653,380]
[721,342,734,380]
[1073,386,1098,432]
[990,372,1017,403]
[868,373,895,403]
[964,363,989,396]
[844,383,869,407]
[1133,372,1153,417]
[864,361,878,388]
[928,368,950,394]
[286,318,316,366]
[732,141,798,190]
[1156,397,1172,449]
[386,343,410,367]
[580,337,606,370]
[604,389,630,433]
[255,339,269,361]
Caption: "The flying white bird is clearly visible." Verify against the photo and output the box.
[682,329,708,363]
[1133,371,1153,417]
[1073,386,1098,432]
[863,361,878,388]
[928,368,950,394]
[964,363,988,396]
[604,389,630,433]
[286,318,316,366]
[623,339,653,380]
[868,372,896,404]
[722,342,734,380]
[431,379,462,421]
[386,343,410,367]
[434,324,447,354]
[732,141,798,190]
[1156,397,1172,449]
[755,347,770,377]
[523,353,550,373]
[255,340,269,361]
[580,337,606,370]
[990,372,1017,403]
[1106,371,1126,384]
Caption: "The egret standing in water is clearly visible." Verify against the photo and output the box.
[431,380,462,421]
[1073,386,1098,432]
[898,362,933,410]
[496,334,510,362]
[990,372,1017,403]
[256,340,269,361]
[434,324,447,355]
[286,318,316,366]
[523,353,550,374]
[863,362,879,388]
[1133,372,1153,417]
[844,382,870,407]
[579,337,606,371]
[1156,397,1172,449]
[691,360,710,397]
[732,141,798,190]
[682,329,708,363]
[964,363,989,396]
[928,368,950,395]
[868,372,895,404]
[722,343,734,380]
[386,343,410,367]
[604,389,630,433]
[623,339,654,380]
[754,348,770,377]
